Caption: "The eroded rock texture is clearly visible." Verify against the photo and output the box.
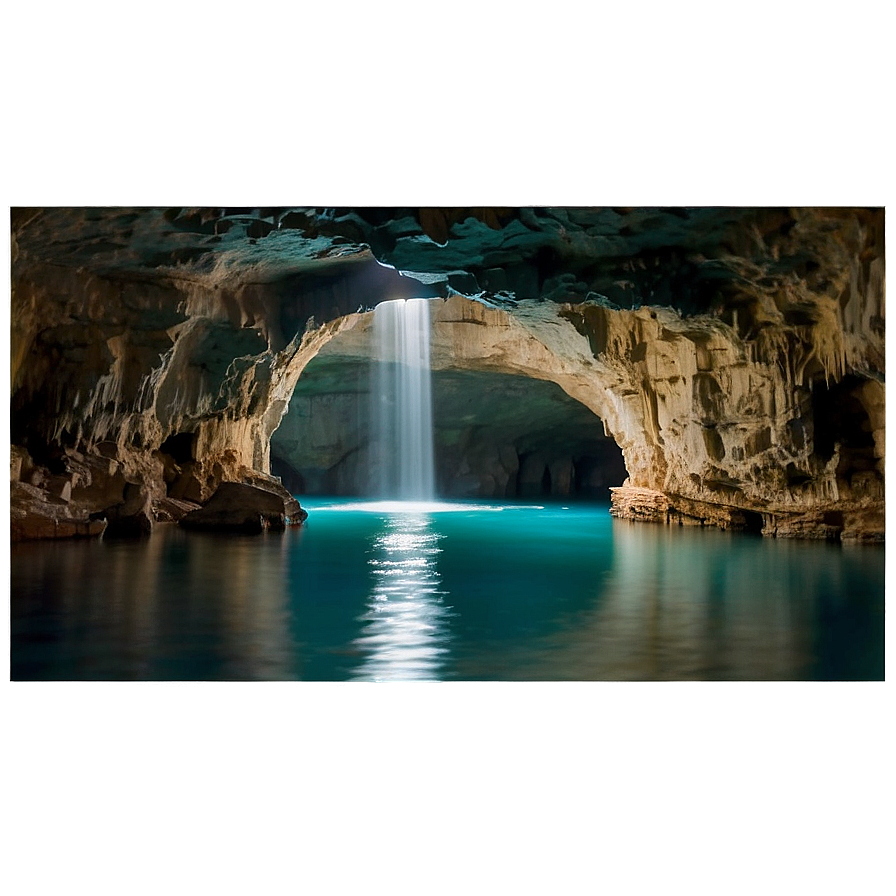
[10,207,884,541]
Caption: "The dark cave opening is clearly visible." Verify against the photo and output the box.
[159,432,196,464]
[270,360,629,502]
[810,375,878,487]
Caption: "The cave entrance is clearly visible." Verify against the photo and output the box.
[810,374,881,497]
[160,431,196,464]
[270,354,628,501]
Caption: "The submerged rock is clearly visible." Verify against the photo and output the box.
[179,481,307,534]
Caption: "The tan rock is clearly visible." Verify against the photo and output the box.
[104,482,154,539]
[11,481,106,541]
[179,481,306,534]
[10,445,32,482]
[153,496,202,523]
[609,486,671,524]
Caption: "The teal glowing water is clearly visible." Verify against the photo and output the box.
[10,500,884,680]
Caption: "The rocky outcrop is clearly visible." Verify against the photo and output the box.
[608,485,883,543]
[10,444,121,540]
[11,481,107,540]
[10,207,884,542]
[179,481,307,534]
[103,483,154,539]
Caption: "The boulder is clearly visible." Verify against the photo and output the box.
[45,473,73,502]
[609,485,671,523]
[68,451,127,512]
[236,469,307,521]
[103,482,154,539]
[179,481,307,534]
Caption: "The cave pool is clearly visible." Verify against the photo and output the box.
[10,498,884,681]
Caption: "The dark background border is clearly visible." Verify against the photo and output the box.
[0,0,896,894]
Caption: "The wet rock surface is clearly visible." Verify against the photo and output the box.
[103,482,154,539]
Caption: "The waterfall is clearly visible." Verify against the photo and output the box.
[372,298,436,500]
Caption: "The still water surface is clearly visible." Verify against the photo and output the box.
[11,500,884,680]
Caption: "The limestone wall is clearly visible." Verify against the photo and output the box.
[10,207,884,541]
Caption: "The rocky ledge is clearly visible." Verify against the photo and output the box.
[610,485,883,543]
[10,443,305,541]
[179,481,307,534]
[11,481,107,541]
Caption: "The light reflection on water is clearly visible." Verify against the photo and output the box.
[352,512,451,681]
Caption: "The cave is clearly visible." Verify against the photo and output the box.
[159,432,195,464]
[740,510,765,534]
[9,206,885,686]
[6,15,890,894]
[9,207,885,534]
[810,374,882,498]
[269,342,628,500]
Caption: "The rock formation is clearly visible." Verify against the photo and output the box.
[179,480,307,534]
[10,207,884,542]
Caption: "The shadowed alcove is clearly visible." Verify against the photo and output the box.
[269,317,627,499]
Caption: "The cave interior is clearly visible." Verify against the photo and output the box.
[9,206,885,542]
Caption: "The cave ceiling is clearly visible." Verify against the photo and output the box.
[14,206,879,319]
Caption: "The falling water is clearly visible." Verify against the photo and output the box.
[372,298,436,500]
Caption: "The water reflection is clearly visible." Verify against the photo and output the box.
[478,518,882,681]
[352,512,451,681]
[11,502,883,681]
[11,526,296,680]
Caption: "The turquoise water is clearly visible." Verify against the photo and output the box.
[10,499,885,680]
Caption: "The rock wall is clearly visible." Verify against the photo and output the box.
[9,258,362,537]
[10,207,884,542]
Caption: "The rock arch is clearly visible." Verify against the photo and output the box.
[267,296,641,498]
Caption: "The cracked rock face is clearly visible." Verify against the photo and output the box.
[10,207,885,541]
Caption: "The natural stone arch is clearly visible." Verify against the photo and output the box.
[265,295,648,497]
